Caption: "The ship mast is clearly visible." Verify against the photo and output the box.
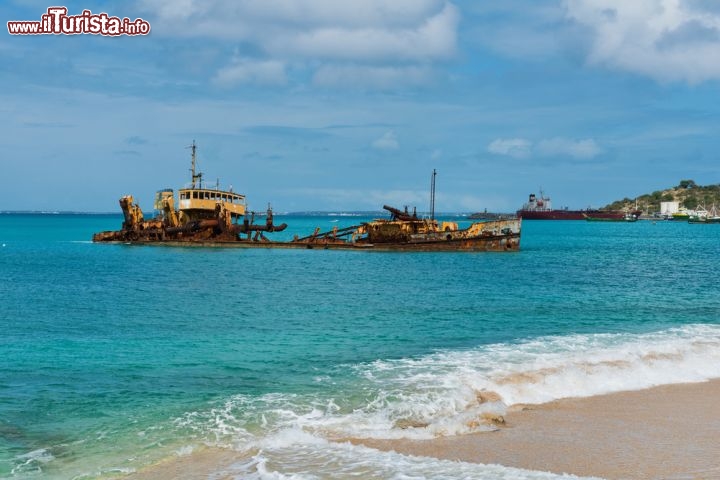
[430,169,437,221]
[188,140,203,188]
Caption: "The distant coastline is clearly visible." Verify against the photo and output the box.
[604,179,720,212]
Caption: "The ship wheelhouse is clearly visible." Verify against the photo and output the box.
[178,188,246,220]
[170,140,247,222]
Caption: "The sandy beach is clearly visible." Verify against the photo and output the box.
[359,380,720,479]
[129,380,720,479]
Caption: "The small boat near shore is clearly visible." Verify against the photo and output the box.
[688,216,720,224]
[93,145,521,252]
[688,205,720,224]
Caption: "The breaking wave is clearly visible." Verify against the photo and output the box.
[217,430,599,479]
[174,324,720,445]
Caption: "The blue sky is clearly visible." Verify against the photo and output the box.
[2,0,719,213]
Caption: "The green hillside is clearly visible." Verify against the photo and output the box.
[605,180,720,213]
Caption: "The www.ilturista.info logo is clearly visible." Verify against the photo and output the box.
[7,7,151,36]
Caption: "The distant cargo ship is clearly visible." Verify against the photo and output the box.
[517,192,637,220]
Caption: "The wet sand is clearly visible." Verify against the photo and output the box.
[359,380,720,479]
[125,447,244,480]
[128,380,720,479]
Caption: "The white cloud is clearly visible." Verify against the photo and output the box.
[271,3,459,61]
[564,0,720,83]
[139,0,458,61]
[212,59,287,87]
[139,0,445,29]
[372,130,399,150]
[488,138,532,158]
[536,137,601,159]
[489,137,601,159]
[138,0,458,90]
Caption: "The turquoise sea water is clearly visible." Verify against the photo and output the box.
[1,213,720,479]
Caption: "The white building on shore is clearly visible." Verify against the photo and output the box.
[660,201,680,215]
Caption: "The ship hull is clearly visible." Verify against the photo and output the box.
[517,210,628,220]
[688,217,720,224]
[93,233,520,252]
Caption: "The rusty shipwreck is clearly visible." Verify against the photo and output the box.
[93,146,521,252]
[93,141,288,244]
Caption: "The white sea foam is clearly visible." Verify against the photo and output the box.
[11,448,55,475]
[267,324,719,440]
[216,432,598,480]
[174,324,720,478]
[176,445,195,456]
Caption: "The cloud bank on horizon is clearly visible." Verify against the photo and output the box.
[1,0,719,212]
